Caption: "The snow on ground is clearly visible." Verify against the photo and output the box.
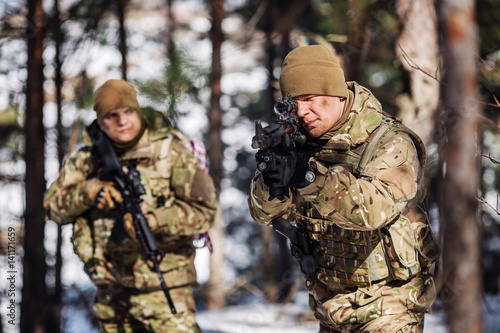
[197,307,494,333]
[197,303,319,333]
[195,291,500,333]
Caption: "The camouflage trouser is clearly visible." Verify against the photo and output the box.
[310,274,434,333]
[319,313,424,333]
[93,285,200,333]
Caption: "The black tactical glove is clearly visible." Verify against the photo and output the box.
[261,150,311,191]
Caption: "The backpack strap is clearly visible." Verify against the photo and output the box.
[357,118,393,176]
[357,115,426,182]
[182,139,209,174]
[152,134,175,177]
[177,136,214,254]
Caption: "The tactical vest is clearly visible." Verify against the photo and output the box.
[71,129,197,289]
[294,114,439,290]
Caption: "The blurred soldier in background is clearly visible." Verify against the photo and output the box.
[44,79,216,332]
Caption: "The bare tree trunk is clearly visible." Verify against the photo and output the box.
[117,0,128,80]
[345,0,372,82]
[262,0,275,122]
[275,0,309,303]
[206,0,227,310]
[21,0,46,332]
[438,0,483,332]
[257,0,309,303]
[49,0,63,331]
[275,0,308,59]
[165,0,177,118]
[396,0,440,145]
[259,0,280,302]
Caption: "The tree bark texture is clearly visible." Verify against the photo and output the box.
[206,0,227,310]
[438,0,483,332]
[396,0,440,145]
[21,0,46,332]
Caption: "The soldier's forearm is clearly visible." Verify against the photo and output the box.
[44,183,92,225]
[311,165,408,230]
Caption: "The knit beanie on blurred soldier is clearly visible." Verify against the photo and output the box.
[93,79,141,123]
[280,45,348,99]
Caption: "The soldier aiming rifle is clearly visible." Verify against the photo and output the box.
[248,45,440,333]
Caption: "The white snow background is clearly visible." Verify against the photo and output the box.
[1,0,500,332]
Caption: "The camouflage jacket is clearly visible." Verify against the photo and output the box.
[248,82,439,327]
[44,126,216,291]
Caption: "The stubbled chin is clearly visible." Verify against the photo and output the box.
[307,128,325,138]
[309,132,320,138]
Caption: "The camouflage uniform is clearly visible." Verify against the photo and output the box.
[44,125,216,332]
[248,82,440,333]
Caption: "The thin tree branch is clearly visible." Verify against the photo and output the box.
[486,94,500,108]
[479,153,500,164]
[477,152,500,216]
[397,43,446,85]
[399,44,500,109]
[477,196,500,216]
[480,57,500,76]
[247,0,270,32]
[478,59,500,108]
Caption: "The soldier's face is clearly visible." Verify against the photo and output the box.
[295,95,345,138]
[99,107,142,144]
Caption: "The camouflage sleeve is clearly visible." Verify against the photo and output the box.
[247,172,294,226]
[298,131,420,230]
[43,149,95,225]
[151,140,216,236]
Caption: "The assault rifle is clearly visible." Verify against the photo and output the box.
[251,96,318,280]
[272,217,317,282]
[251,95,311,200]
[90,126,177,314]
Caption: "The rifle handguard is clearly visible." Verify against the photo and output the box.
[272,218,318,282]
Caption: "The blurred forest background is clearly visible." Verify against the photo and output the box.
[0,0,499,332]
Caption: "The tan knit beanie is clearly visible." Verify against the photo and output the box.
[280,45,348,99]
[93,79,140,122]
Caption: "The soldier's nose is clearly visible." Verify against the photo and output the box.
[296,101,308,119]
[117,115,127,125]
